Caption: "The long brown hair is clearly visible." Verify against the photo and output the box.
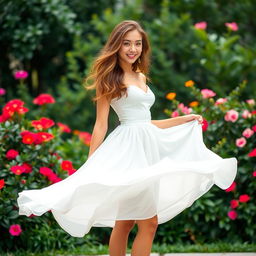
[84,20,151,102]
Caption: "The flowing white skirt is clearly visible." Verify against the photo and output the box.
[17,120,237,237]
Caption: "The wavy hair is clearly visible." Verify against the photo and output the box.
[84,20,151,102]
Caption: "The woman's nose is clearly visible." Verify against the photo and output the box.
[130,44,136,51]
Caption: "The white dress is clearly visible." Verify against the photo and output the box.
[17,85,237,237]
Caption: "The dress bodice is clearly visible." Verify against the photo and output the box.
[110,85,155,125]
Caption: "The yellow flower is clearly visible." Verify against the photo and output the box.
[185,80,195,87]
[189,101,199,107]
[166,92,176,100]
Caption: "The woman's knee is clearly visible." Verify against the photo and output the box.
[137,216,158,234]
[114,220,135,233]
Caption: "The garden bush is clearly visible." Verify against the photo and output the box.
[153,79,255,244]
[0,74,98,251]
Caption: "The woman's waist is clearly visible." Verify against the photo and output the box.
[119,118,152,126]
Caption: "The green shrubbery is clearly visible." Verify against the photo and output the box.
[154,80,256,244]
[0,75,97,251]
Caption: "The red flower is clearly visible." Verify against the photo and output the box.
[248,148,256,157]
[239,194,250,203]
[253,171,256,177]
[252,125,256,132]
[252,110,256,115]
[39,167,53,177]
[0,179,5,189]
[21,179,26,184]
[33,94,55,105]
[9,224,22,236]
[21,132,35,144]
[0,112,10,123]
[68,169,77,175]
[36,132,54,142]
[16,107,29,114]
[202,119,208,132]
[22,162,33,173]
[61,160,73,171]
[20,130,54,144]
[77,131,92,145]
[225,181,236,192]
[230,199,239,209]
[57,122,71,133]
[228,210,237,220]
[39,167,62,183]
[6,149,19,160]
[31,117,55,130]
[2,99,28,118]
[10,165,25,175]
[48,173,62,184]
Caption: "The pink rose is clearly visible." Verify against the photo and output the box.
[242,128,254,138]
[246,99,255,105]
[177,103,192,114]
[224,109,239,122]
[201,89,216,98]
[236,137,246,148]
[242,110,252,119]
[0,88,6,96]
[228,210,237,220]
[171,110,179,118]
[215,98,227,105]
[225,22,239,31]
[14,70,28,80]
[253,171,256,177]
[194,21,207,30]
[9,224,22,236]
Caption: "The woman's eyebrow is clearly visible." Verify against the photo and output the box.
[123,39,142,42]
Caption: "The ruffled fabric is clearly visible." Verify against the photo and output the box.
[18,120,237,237]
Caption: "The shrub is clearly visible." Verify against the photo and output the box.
[0,79,97,251]
[154,80,255,244]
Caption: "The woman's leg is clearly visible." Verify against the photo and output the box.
[109,219,135,256]
[131,215,158,256]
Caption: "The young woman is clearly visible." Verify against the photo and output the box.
[18,20,237,256]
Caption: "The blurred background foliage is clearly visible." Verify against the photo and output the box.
[1,0,256,132]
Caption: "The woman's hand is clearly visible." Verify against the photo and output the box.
[184,114,204,125]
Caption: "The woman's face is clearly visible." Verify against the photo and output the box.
[118,29,142,65]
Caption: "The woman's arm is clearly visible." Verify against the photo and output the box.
[151,114,203,129]
[88,92,110,158]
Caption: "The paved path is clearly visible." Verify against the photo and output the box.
[77,253,256,256]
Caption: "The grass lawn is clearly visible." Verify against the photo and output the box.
[1,242,256,255]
